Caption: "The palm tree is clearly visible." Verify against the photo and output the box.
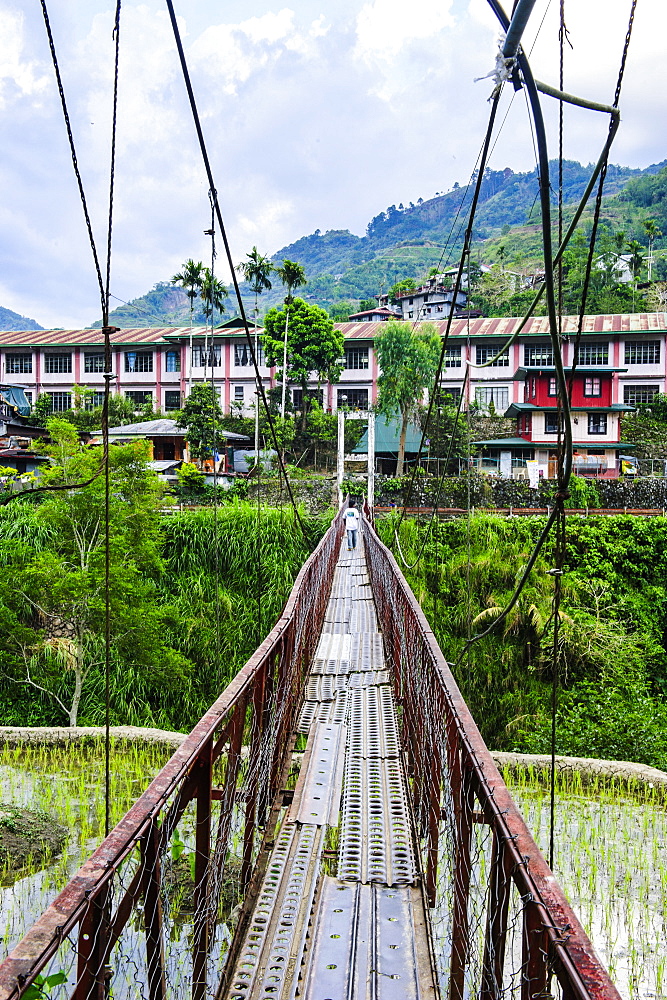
[200,268,228,328]
[643,219,662,282]
[172,259,204,394]
[236,247,274,458]
[626,239,645,309]
[172,259,204,325]
[276,259,307,420]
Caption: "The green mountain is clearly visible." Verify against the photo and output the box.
[92,158,667,327]
[0,305,43,332]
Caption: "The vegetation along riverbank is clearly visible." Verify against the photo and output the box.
[380,512,667,772]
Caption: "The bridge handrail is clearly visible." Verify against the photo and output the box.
[361,506,621,1000]
[0,507,346,1000]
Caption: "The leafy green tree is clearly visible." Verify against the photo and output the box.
[388,278,416,304]
[171,259,204,326]
[374,321,441,476]
[178,383,225,465]
[329,301,353,322]
[1,424,190,726]
[200,268,228,328]
[262,298,343,431]
[276,260,307,420]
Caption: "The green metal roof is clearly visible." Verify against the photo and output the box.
[353,414,423,455]
[472,437,535,448]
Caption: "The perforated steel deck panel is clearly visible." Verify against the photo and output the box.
[224,531,436,999]
[289,721,346,826]
[226,823,323,1000]
[338,755,418,884]
[301,878,437,1000]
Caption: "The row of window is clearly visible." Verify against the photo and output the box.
[44,390,184,413]
[543,413,608,435]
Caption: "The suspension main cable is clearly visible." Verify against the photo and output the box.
[394,89,503,538]
[455,0,634,666]
[165,0,312,544]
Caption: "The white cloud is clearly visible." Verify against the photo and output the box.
[0,0,665,328]
[0,9,49,106]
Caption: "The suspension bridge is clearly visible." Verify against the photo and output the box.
[0,505,619,1000]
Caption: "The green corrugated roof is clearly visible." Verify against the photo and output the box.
[353,414,423,454]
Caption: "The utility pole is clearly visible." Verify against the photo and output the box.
[367,411,375,511]
[337,401,346,507]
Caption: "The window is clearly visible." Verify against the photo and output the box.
[575,342,608,365]
[337,388,368,409]
[436,386,462,405]
[233,343,263,367]
[165,350,181,373]
[164,391,181,411]
[584,377,601,397]
[625,340,660,365]
[192,345,221,368]
[623,384,660,406]
[444,346,462,368]
[5,353,32,374]
[124,350,153,373]
[125,390,152,409]
[344,346,369,370]
[548,378,557,396]
[293,388,324,409]
[524,344,553,366]
[24,391,33,405]
[544,412,563,434]
[48,392,72,412]
[234,386,244,402]
[476,345,509,367]
[84,353,105,373]
[475,386,509,412]
[44,353,72,374]
[520,413,531,434]
[588,413,607,434]
[85,391,106,409]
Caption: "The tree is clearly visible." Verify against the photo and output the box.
[374,320,441,476]
[200,268,228,328]
[388,278,416,304]
[237,247,274,321]
[643,219,663,281]
[262,298,344,432]
[276,260,307,420]
[236,247,275,456]
[178,383,225,465]
[171,259,204,326]
[1,422,190,726]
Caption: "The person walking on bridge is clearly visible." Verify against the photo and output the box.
[345,501,360,550]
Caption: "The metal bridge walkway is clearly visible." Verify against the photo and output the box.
[0,507,621,1000]
[224,537,437,999]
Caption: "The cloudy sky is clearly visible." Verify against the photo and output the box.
[1,0,664,328]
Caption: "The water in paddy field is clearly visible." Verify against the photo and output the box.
[0,741,247,999]
[507,773,667,1000]
[0,741,172,956]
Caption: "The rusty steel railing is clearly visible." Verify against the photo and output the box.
[0,509,345,1000]
[361,505,621,1000]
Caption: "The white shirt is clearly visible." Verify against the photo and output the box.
[344,508,360,531]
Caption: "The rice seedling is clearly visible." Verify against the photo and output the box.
[503,767,667,1000]
[0,738,170,959]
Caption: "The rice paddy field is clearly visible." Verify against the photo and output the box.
[0,740,173,956]
[503,768,667,1000]
[1,744,665,1000]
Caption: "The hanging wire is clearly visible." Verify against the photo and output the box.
[37,0,122,835]
[164,0,312,546]
[548,0,568,872]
